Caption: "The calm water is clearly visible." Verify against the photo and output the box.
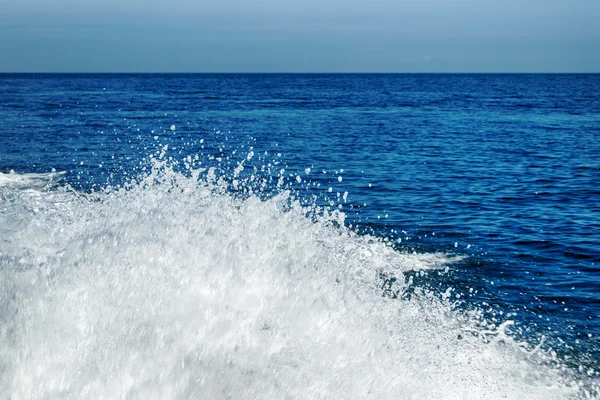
[1,73,599,398]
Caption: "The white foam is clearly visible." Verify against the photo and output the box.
[0,171,66,190]
[0,162,594,399]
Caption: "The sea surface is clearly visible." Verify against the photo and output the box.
[0,73,599,399]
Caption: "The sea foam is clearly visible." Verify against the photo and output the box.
[0,157,595,399]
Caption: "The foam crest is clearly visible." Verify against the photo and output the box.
[0,170,65,190]
[0,162,595,399]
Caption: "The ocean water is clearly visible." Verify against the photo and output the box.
[0,73,599,399]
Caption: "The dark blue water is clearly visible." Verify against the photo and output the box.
[1,73,599,396]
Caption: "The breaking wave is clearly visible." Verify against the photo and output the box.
[0,152,597,399]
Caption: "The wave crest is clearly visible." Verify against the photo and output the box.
[0,160,594,399]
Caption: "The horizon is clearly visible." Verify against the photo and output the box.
[2,72,600,75]
[1,0,598,73]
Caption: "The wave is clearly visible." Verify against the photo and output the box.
[0,170,66,190]
[0,158,596,399]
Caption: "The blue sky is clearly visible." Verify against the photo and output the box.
[0,0,598,72]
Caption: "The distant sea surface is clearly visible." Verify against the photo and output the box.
[1,74,599,399]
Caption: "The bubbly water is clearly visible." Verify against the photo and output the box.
[0,159,592,399]
[1,73,599,399]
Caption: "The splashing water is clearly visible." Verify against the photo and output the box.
[0,154,597,399]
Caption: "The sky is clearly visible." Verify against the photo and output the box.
[0,0,598,72]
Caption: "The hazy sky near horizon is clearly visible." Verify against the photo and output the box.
[0,0,598,72]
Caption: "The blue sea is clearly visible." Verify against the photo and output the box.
[1,73,599,399]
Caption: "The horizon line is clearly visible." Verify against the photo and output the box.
[1,71,599,75]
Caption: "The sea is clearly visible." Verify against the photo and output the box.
[0,73,599,399]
